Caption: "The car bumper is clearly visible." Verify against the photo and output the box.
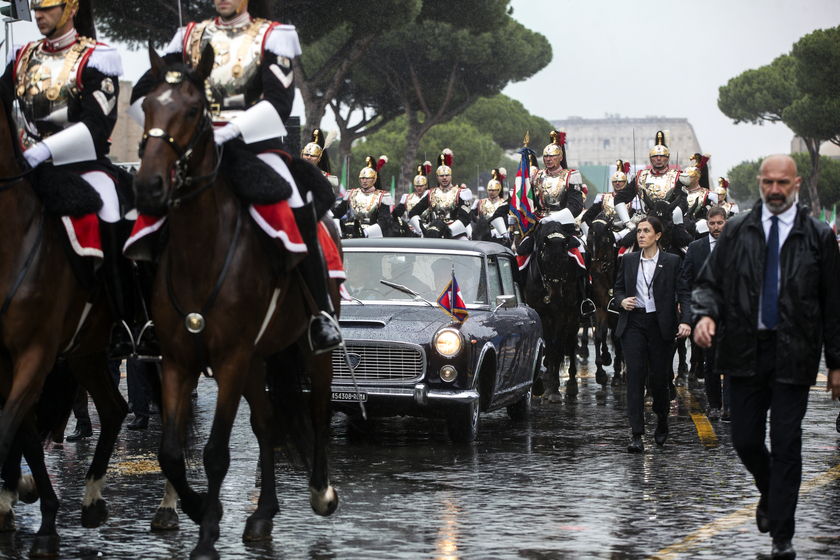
[331,383,478,406]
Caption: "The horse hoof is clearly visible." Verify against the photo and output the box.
[595,369,607,386]
[81,499,108,528]
[602,353,612,367]
[242,517,273,542]
[18,474,38,504]
[151,507,180,531]
[565,380,579,397]
[189,546,220,560]
[310,485,338,517]
[29,535,60,558]
[0,510,15,532]
[545,392,562,404]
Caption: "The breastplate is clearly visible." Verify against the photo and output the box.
[480,197,505,218]
[188,19,271,122]
[602,193,617,218]
[406,192,423,212]
[349,189,382,222]
[686,188,709,211]
[639,169,678,201]
[430,187,460,219]
[537,169,569,209]
[15,38,94,146]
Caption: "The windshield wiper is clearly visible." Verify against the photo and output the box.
[379,280,435,306]
[348,296,365,305]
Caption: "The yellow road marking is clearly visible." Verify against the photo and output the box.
[676,385,717,447]
[648,465,840,559]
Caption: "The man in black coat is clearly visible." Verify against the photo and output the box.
[693,155,840,560]
[682,206,729,418]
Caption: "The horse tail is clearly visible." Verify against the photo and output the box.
[265,347,313,473]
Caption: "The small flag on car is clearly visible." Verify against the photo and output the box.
[438,270,469,323]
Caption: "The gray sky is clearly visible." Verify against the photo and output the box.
[6,0,838,176]
[502,0,840,176]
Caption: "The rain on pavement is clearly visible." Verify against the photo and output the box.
[2,340,839,560]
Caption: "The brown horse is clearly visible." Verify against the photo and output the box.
[133,47,339,559]
[0,89,128,554]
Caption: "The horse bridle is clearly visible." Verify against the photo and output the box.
[588,219,615,273]
[138,101,222,208]
[536,230,575,302]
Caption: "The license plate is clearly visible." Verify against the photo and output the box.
[332,391,367,402]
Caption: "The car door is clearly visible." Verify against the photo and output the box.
[486,255,524,393]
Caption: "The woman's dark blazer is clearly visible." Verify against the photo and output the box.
[614,249,692,340]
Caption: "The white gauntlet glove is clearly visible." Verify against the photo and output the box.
[24,143,52,168]
[213,123,241,145]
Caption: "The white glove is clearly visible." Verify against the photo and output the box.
[673,207,684,225]
[24,142,51,168]
[214,123,241,145]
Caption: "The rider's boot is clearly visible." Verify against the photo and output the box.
[580,271,596,318]
[100,220,135,359]
[292,199,344,355]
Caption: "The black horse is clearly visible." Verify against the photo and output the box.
[586,216,623,386]
[520,221,585,401]
[422,218,453,239]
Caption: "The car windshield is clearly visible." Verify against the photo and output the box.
[344,251,487,305]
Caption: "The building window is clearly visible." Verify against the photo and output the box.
[604,139,610,149]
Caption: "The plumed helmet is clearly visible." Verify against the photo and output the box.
[359,155,387,189]
[543,130,565,157]
[301,129,325,162]
[32,0,97,39]
[436,149,453,177]
[612,159,631,183]
[686,153,711,189]
[414,161,432,187]
[487,168,506,194]
[649,130,671,158]
[715,177,729,201]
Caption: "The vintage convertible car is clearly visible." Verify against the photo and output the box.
[333,238,544,443]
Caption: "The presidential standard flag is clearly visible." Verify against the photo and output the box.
[510,147,537,237]
[437,271,469,323]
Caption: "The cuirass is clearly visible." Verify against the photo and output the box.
[15,38,95,146]
[349,189,382,221]
[720,201,734,215]
[601,193,617,218]
[430,187,460,218]
[406,192,424,212]
[686,188,709,211]
[535,169,569,208]
[638,169,679,201]
[188,19,273,122]
[479,197,505,218]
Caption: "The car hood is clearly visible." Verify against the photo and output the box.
[338,304,466,341]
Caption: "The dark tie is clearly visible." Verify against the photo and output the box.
[761,216,779,329]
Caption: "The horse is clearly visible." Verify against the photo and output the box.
[133,46,340,559]
[422,218,453,239]
[0,82,128,555]
[586,216,624,387]
[520,221,585,401]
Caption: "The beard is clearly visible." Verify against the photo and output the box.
[760,189,796,214]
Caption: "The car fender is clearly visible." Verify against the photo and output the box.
[531,338,545,383]
[472,341,497,410]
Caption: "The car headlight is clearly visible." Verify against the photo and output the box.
[434,328,463,358]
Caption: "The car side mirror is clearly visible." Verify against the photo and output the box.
[493,295,516,311]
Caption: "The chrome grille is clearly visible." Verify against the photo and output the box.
[332,342,425,383]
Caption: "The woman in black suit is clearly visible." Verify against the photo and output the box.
[614,216,692,453]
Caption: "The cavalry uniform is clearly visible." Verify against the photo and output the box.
[392,162,430,225]
[130,4,343,354]
[471,168,509,238]
[714,177,739,217]
[408,150,472,237]
[333,155,392,238]
[681,153,717,219]
[533,131,584,220]
[301,128,339,192]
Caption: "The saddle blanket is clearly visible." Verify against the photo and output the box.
[124,201,349,299]
[62,213,103,259]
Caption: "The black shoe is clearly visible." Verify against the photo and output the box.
[627,434,644,453]
[756,494,770,533]
[308,313,343,355]
[771,538,795,559]
[721,409,731,422]
[127,417,149,431]
[108,323,135,360]
[66,425,93,441]
[654,415,668,446]
[707,408,721,420]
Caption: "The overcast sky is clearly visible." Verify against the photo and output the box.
[6,0,838,176]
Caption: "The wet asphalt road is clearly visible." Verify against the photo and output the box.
[2,341,840,560]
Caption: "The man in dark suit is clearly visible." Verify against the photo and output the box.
[693,155,840,560]
[615,217,692,452]
[682,206,729,419]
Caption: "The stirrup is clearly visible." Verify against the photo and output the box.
[135,320,161,362]
[108,320,136,360]
[307,311,344,356]
[580,299,596,318]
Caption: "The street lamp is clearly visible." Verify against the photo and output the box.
[0,1,31,63]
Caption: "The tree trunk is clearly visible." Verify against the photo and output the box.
[400,112,424,199]
[805,138,822,216]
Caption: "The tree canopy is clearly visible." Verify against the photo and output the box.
[718,26,840,215]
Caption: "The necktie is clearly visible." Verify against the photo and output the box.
[761,216,779,329]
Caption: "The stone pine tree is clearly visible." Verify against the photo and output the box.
[718,26,840,216]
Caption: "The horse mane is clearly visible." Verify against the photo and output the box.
[472,216,492,241]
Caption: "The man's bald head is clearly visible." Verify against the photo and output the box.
[758,154,800,214]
